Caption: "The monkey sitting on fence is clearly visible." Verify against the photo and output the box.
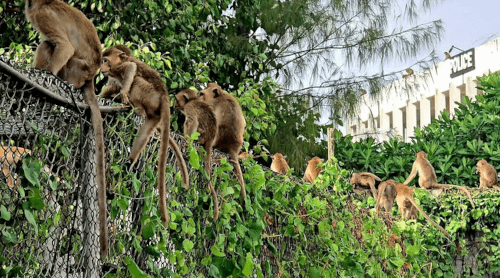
[404,151,475,208]
[303,157,324,184]
[101,45,189,226]
[349,172,382,199]
[270,153,290,175]
[476,159,500,191]
[173,88,219,221]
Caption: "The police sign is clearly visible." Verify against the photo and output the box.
[450,48,475,78]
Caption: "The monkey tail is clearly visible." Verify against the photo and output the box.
[158,95,170,227]
[438,184,475,208]
[408,198,450,237]
[82,79,108,258]
[168,136,189,189]
[492,185,500,191]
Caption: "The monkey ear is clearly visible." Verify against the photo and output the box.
[183,94,189,102]
[213,88,220,98]
[118,51,128,59]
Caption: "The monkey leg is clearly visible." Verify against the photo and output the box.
[368,179,378,199]
[45,40,75,75]
[82,80,109,258]
[33,41,55,70]
[128,118,160,164]
[100,78,123,99]
[229,150,246,199]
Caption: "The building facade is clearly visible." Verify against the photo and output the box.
[345,38,500,143]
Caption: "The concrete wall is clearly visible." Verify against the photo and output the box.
[346,37,500,143]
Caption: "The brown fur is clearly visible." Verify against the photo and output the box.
[1,146,31,187]
[395,182,450,237]
[198,83,247,199]
[350,172,381,199]
[476,159,500,191]
[26,0,108,257]
[404,151,475,208]
[403,68,414,78]
[101,46,189,227]
[239,152,250,159]
[375,179,397,212]
[174,88,219,221]
[100,45,133,103]
[270,153,290,175]
[303,157,324,184]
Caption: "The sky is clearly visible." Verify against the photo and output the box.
[324,0,500,131]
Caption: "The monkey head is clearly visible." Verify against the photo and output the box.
[416,151,427,159]
[476,159,489,174]
[173,88,198,111]
[101,47,130,77]
[308,156,324,166]
[199,83,224,101]
[272,153,287,160]
[349,173,360,185]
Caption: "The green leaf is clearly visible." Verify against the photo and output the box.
[1,205,11,221]
[189,148,200,170]
[28,187,44,210]
[142,221,155,240]
[208,265,221,278]
[183,239,194,253]
[23,208,38,234]
[242,253,254,277]
[124,257,150,278]
[23,158,41,187]
[2,230,17,243]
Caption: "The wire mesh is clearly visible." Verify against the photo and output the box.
[0,55,300,277]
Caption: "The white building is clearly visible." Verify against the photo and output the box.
[345,37,500,143]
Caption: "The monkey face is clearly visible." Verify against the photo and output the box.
[199,83,223,101]
[273,153,286,160]
[101,48,127,77]
[476,159,488,173]
[173,89,197,111]
[349,173,359,185]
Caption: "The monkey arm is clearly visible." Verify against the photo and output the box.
[100,77,122,99]
[403,163,418,185]
[109,62,137,104]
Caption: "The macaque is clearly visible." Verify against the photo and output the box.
[303,157,324,184]
[198,83,247,199]
[26,0,108,257]
[403,68,414,78]
[1,146,31,187]
[174,88,219,221]
[395,182,450,237]
[100,45,133,104]
[349,172,382,199]
[270,153,290,175]
[444,52,452,60]
[404,151,474,208]
[375,179,397,212]
[403,199,418,220]
[101,45,189,226]
[476,159,500,190]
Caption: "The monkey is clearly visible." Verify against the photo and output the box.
[173,88,219,221]
[360,89,367,95]
[395,182,450,237]
[403,199,418,220]
[404,151,474,208]
[375,179,397,213]
[403,68,414,78]
[444,52,452,60]
[1,146,31,187]
[198,83,247,199]
[238,152,250,160]
[270,153,290,175]
[476,159,500,191]
[101,45,189,227]
[100,45,134,104]
[303,157,324,184]
[26,0,108,257]
[349,172,382,199]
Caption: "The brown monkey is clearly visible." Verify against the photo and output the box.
[1,146,31,187]
[404,151,475,208]
[395,182,450,237]
[101,45,189,226]
[444,52,452,60]
[375,179,397,212]
[173,88,219,221]
[403,68,414,78]
[100,45,134,104]
[403,199,418,220]
[303,157,324,184]
[270,153,290,175]
[198,83,247,199]
[349,172,382,199]
[476,159,500,190]
[26,0,108,257]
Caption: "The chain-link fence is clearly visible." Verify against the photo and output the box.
[0,56,302,277]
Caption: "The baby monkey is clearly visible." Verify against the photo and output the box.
[174,88,219,221]
[375,179,397,213]
[476,159,500,191]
